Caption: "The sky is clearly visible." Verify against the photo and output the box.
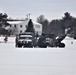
[0,0,76,21]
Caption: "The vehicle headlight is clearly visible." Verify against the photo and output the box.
[23,41,25,44]
[19,41,22,43]
[26,41,28,43]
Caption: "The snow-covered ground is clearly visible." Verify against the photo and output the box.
[0,36,76,75]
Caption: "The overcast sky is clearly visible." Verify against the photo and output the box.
[0,0,76,21]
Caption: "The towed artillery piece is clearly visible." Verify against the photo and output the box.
[35,33,66,48]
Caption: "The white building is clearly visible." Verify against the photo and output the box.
[7,19,42,35]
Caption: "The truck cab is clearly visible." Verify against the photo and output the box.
[15,32,34,47]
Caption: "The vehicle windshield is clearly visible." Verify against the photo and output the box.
[19,35,33,39]
[19,37,32,39]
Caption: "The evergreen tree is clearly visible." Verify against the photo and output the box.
[62,12,72,29]
[35,32,39,38]
[0,13,10,35]
[0,13,9,28]
[26,19,35,34]
[62,12,76,36]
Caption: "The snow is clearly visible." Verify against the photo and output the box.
[8,21,23,24]
[0,36,76,75]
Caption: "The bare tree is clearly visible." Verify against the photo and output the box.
[37,15,49,33]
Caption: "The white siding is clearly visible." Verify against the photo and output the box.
[8,19,42,35]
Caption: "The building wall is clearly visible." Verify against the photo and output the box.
[34,23,42,35]
[8,19,42,35]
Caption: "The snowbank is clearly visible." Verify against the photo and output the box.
[0,36,76,75]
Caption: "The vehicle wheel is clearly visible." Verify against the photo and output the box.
[59,43,65,48]
[29,46,33,48]
[15,43,18,47]
[18,44,22,48]
[15,45,18,47]
[39,45,47,48]
[43,46,47,48]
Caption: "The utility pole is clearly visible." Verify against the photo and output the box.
[28,13,31,19]
[26,14,28,19]
[26,13,31,20]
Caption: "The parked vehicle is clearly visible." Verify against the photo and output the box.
[36,33,66,48]
[34,33,47,48]
[46,34,66,48]
[15,32,34,47]
[15,32,66,48]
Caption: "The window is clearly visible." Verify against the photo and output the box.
[20,25,22,28]
[14,24,16,27]
[20,30,22,33]
[26,25,27,28]
[35,25,40,28]
[10,25,12,27]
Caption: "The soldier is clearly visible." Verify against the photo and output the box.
[15,35,19,47]
[4,35,8,43]
[38,35,47,48]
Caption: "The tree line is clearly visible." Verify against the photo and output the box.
[0,13,10,35]
[36,12,76,38]
[0,12,76,39]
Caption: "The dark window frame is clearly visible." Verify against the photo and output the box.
[20,30,22,33]
[14,24,16,28]
[20,25,22,28]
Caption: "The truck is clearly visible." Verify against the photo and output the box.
[15,32,34,48]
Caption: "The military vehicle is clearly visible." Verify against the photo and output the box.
[15,32,66,48]
[34,33,66,48]
[46,34,66,48]
[15,32,34,47]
